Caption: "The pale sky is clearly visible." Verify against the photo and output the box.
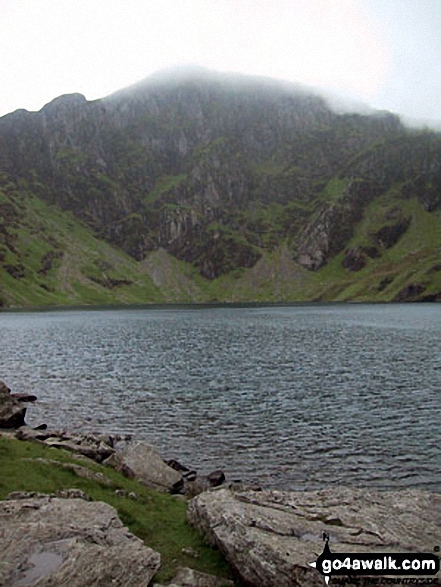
[0,0,440,125]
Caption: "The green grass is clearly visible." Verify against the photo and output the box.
[0,436,238,584]
[144,174,187,205]
[1,173,441,308]
[295,192,441,302]
[0,189,166,307]
[320,177,349,201]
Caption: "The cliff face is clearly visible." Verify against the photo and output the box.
[1,70,441,305]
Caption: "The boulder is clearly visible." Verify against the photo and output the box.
[0,381,26,428]
[114,441,183,492]
[188,487,441,587]
[0,495,160,586]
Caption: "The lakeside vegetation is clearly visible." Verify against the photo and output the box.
[0,435,238,585]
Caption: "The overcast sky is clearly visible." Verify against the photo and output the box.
[1,0,440,125]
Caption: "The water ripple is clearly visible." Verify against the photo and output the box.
[1,304,440,492]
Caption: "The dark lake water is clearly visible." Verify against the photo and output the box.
[1,304,440,492]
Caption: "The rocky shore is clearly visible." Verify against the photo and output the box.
[1,380,440,587]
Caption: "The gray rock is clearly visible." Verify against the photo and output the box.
[14,427,116,464]
[15,426,58,442]
[96,432,118,448]
[0,495,161,586]
[154,567,234,587]
[43,434,115,463]
[6,489,92,501]
[115,441,183,492]
[0,381,26,428]
[102,451,136,479]
[188,487,441,587]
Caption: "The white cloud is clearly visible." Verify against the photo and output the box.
[0,0,437,122]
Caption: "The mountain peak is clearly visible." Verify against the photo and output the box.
[41,93,87,112]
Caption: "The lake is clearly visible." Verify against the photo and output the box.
[1,303,440,492]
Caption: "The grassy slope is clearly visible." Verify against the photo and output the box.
[0,189,174,307]
[203,191,441,303]
[1,180,441,308]
[0,436,237,585]
[305,194,441,302]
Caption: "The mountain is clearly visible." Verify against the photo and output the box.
[1,68,441,307]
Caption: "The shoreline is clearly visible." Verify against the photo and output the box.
[2,377,440,495]
[1,299,440,314]
[2,381,441,586]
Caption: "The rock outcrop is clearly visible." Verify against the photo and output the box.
[394,283,427,302]
[342,245,380,271]
[188,487,441,587]
[12,423,227,495]
[0,381,26,428]
[0,494,161,587]
[375,217,411,248]
[16,426,116,462]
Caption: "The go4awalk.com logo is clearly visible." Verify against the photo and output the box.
[309,533,440,585]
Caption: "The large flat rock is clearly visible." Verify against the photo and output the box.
[188,487,441,587]
[0,495,160,586]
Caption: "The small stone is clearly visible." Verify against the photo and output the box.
[55,488,92,501]
[181,547,200,558]
[166,459,190,473]
[207,469,226,487]
[11,392,37,402]
[34,423,48,430]
[0,381,11,394]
